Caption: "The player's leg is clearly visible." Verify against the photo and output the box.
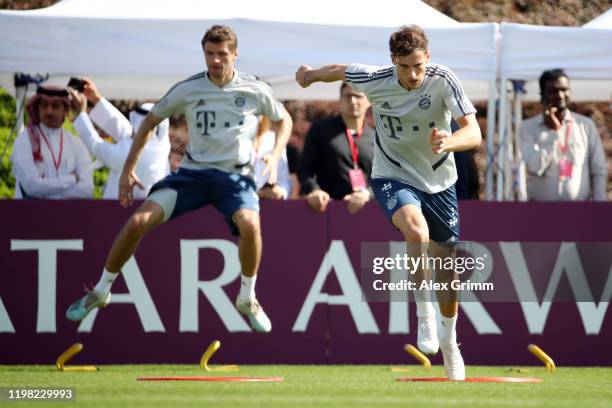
[105,200,165,272]
[233,208,262,280]
[369,179,438,354]
[422,186,464,380]
[432,244,464,380]
[216,174,271,333]
[66,169,208,322]
[66,199,165,321]
[391,204,439,355]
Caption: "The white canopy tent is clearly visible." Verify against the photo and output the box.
[494,20,612,200]
[583,6,612,28]
[0,0,497,100]
[499,22,612,101]
[0,0,499,198]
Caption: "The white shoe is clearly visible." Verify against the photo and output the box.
[417,316,439,354]
[66,290,111,322]
[235,297,272,333]
[441,342,465,380]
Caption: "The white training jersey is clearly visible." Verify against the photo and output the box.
[152,70,285,178]
[345,62,476,193]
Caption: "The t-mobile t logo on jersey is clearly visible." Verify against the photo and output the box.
[379,114,402,139]
[195,110,216,136]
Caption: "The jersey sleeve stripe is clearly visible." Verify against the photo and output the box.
[425,67,474,116]
[347,72,394,84]
[425,67,468,114]
[345,67,394,79]
[157,72,207,105]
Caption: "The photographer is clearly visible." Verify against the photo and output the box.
[69,78,171,199]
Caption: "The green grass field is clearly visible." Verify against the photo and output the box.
[1,365,611,407]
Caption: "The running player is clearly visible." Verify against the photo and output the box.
[66,25,293,333]
[295,25,481,379]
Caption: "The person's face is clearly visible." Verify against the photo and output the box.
[542,76,571,111]
[204,41,237,82]
[339,87,370,119]
[392,49,430,91]
[38,98,66,129]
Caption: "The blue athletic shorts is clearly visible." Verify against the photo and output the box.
[148,167,259,236]
[370,178,459,244]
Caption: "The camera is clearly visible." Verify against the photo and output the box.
[67,77,85,92]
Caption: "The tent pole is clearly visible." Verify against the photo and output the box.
[512,82,526,200]
[14,81,26,137]
[496,76,508,201]
[485,78,497,201]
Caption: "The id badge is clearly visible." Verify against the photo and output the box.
[558,156,573,179]
[349,168,367,191]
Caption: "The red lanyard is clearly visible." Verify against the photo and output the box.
[559,116,573,154]
[345,128,363,168]
[37,126,64,176]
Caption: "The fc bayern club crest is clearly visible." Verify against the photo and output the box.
[234,94,246,107]
[419,94,431,110]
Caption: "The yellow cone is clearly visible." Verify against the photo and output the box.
[56,343,98,372]
[528,344,555,372]
[200,340,239,372]
[404,344,432,370]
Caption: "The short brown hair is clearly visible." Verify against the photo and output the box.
[202,25,238,51]
[389,25,428,57]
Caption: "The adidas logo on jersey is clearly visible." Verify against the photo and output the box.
[381,101,392,109]
[196,99,206,106]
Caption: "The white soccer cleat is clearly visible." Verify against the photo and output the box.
[66,290,111,322]
[235,297,272,333]
[417,316,439,354]
[441,342,465,380]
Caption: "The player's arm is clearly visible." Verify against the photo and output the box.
[118,112,162,207]
[295,64,348,88]
[430,113,482,154]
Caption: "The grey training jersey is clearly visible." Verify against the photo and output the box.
[152,70,285,177]
[346,63,476,193]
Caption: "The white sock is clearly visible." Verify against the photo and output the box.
[413,289,435,318]
[239,274,256,302]
[439,314,458,346]
[93,269,118,296]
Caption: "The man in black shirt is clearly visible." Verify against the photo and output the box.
[299,83,375,213]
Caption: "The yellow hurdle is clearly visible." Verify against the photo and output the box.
[528,344,556,372]
[404,344,432,370]
[200,340,239,372]
[56,343,98,372]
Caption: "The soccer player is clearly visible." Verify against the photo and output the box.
[66,25,293,333]
[295,25,481,379]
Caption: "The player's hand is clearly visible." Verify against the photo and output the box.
[67,88,87,113]
[296,65,314,88]
[119,169,144,208]
[261,153,279,185]
[343,190,370,214]
[81,77,102,106]
[258,184,285,200]
[306,189,330,213]
[429,127,452,154]
[543,105,562,131]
